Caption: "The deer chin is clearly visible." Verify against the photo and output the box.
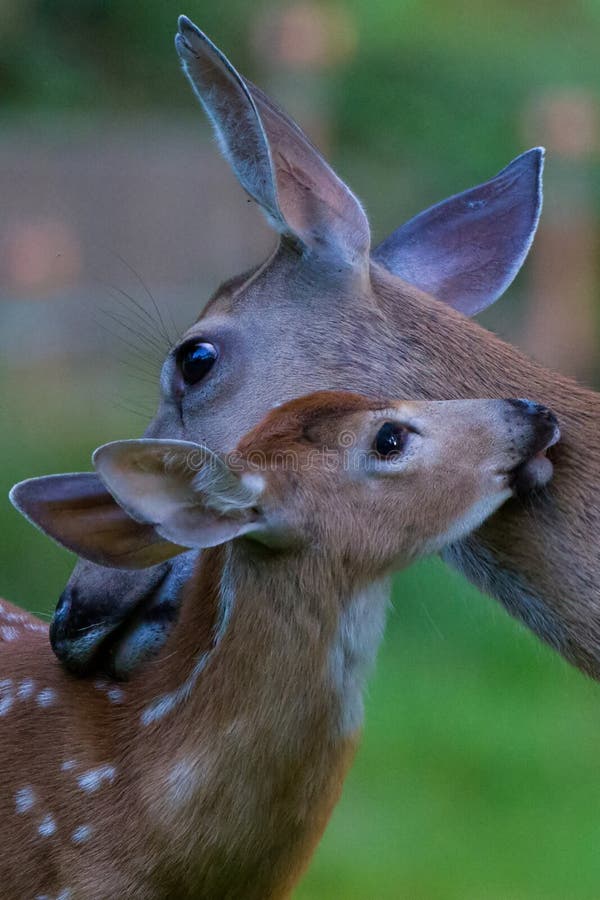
[511,450,554,494]
[510,425,561,495]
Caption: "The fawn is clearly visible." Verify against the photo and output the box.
[6,391,559,899]
[19,17,598,683]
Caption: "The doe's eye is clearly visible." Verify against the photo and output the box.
[373,422,409,459]
[176,341,218,386]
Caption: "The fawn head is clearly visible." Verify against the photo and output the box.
[13,394,560,588]
[12,16,546,673]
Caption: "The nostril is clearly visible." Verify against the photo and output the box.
[506,398,556,422]
[506,397,538,412]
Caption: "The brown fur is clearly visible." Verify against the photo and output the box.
[2,392,547,898]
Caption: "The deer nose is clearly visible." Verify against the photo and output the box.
[504,397,561,459]
[50,587,116,675]
[505,398,559,430]
[505,397,560,432]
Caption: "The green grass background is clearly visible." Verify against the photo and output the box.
[3,377,600,900]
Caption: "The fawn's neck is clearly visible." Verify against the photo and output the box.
[134,545,389,894]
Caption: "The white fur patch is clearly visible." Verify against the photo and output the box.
[329,579,391,737]
[24,622,47,634]
[94,680,125,704]
[17,678,35,700]
[77,765,116,793]
[1,626,18,641]
[107,687,125,704]
[0,679,13,716]
[37,688,57,708]
[71,824,93,844]
[191,458,260,514]
[38,814,57,837]
[37,891,72,900]
[166,758,202,809]
[15,786,36,813]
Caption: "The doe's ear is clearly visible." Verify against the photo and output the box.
[93,439,266,551]
[175,16,370,269]
[9,473,183,569]
[373,148,544,316]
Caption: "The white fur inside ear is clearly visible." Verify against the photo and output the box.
[191,465,261,514]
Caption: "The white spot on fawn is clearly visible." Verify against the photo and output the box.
[166,758,201,808]
[77,764,116,793]
[24,622,48,634]
[17,678,35,700]
[1,626,19,641]
[107,687,125,704]
[37,688,57,708]
[0,679,13,716]
[0,608,25,624]
[15,785,36,813]
[71,824,93,844]
[61,759,77,772]
[38,813,57,837]
[95,679,125,704]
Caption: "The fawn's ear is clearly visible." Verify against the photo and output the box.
[93,439,270,550]
[373,148,544,316]
[9,473,184,569]
[175,16,370,270]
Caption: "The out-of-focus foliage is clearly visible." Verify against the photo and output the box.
[4,0,600,185]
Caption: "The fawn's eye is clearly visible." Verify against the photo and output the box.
[176,341,218,386]
[373,422,409,459]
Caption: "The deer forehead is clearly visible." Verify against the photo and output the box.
[236,391,387,456]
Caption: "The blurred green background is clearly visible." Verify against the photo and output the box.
[2,1,600,897]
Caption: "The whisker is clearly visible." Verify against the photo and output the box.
[98,308,168,357]
[104,286,173,347]
[94,277,173,357]
[107,356,160,382]
[108,399,154,421]
[94,320,164,370]
[109,249,177,347]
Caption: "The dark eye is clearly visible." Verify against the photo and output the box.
[373,422,409,459]
[176,341,218,386]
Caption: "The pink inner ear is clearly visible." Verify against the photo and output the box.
[372,148,544,316]
[10,473,184,569]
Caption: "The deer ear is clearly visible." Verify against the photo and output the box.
[9,473,184,569]
[373,148,544,316]
[93,439,266,550]
[175,16,370,270]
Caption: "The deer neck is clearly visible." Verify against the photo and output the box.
[374,264,600,675]
[134,545,389,888]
